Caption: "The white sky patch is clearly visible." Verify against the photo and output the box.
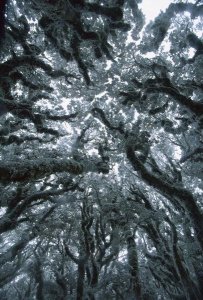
[127,0,173,45]
[88,148,98,155]
[193,18,203,38]
[0,208,6,217]
[174,146,182,160]
[105,60,113,71]
[188,47,196,58]
[162,40,171,52]
[143,51,156,58]
[61,97,70,111]
[140,0,173,23]
[133,109,139,122]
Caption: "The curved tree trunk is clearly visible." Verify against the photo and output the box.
[126,146,203,252]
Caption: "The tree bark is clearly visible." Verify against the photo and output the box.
[125,229,142,300]
[126,146,203,252]
[76,263,85,300]
[0,157,109,182]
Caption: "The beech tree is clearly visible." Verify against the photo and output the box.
[0,0,203,299]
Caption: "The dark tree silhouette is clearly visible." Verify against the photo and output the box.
[0,1,203,299]
[0,0,7,42]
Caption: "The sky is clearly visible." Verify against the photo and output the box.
[141,0,172,22]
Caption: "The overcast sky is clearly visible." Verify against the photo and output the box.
[141,0,172,22]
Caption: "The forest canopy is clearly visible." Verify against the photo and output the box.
[0,0,203,299]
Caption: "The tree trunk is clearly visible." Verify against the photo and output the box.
[76,263,85,300]
[126,230,142,300]
[126,146,203,252]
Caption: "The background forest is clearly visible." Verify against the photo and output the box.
[0,0,203,299]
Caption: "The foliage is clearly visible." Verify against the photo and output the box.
[0,0,203,299]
